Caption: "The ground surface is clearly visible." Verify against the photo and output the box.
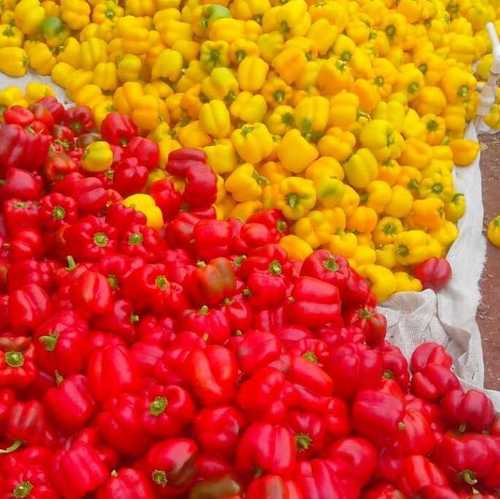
[478,133,500,390]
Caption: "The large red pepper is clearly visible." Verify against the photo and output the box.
[193,219,233,260]
[44,151,79,181]
[246,475,302,499]
[51,124,76,152]
[142,438,198,497]
[411,364,460,401]
[55,173,108,214]
[344,268,376,307]
[137,315,175,345]
[94,299,139,343]
[8,283,50,331]
[190,475,242,499]
[236,422,297,478]
[235,222,275,252]
[43,374,95,432]
[287,276,341,328]
[363,483,406,499]
[234,330,281,374]
[68,427,118,470]
[150,179,182,221]
[0,463,58,498]
[253,306,286,333]
[181,305,231,344]
[397,455,450,497]
[286,410,326,459]
[185,345,237,407]
[101,112,138,145]
[106,203,147,233]
[327,343,384,398]
[165,212,200,250]
[39,193,78,230]
[123,136,159,170]
[130,341,164,377]
[240,244,290,277]
[96,393,151,456]
[96,254,145,292]
[0,167,43,202]
[112,157,149,196]
[0,336,36,389]
[248,208,288,241]
[140,383,195,438]
[34,311,89,376]
[392,410,436,456]
[324,397,350,440]
[352,389,405,447]
[4,105,35,127]
[87,344,140,402]
[345,306,387,347]
[194,406,245,457]
[10,227,44,260]
[222,295,253,333]
[51,442,108,498]
[70,270,113,317]
[185,257,237,307]
[37,96,67,123]
[246,261,287,310]
[3,199,40,235]
[97,468,155,499]
[285,352,334,398]
[64,105,94,134]
[440,388,495,433]
[410,342,453,373]
[301,250,350,292]
[380,343,410,390]
[413,257,452,291]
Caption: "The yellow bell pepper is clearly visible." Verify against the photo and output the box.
[293,210,333,248]
[225,163,267,202]
[177,120,212,148]
[0,24,23,48]
[305,157,344,182]
[394,271,423,293]
[276,177,316,220]
[204,140,237,175]
[151,49,183,82]
[378,160,402,186]
[394,230,442,265]
[422,115,446,146]
[329,231,357,258]
[308,18,337,56]
[359,120,404,162]
[414,86,447,116]
[259,161,288,185]
[261,77,292,108]
[230,201,263,222]
[157,138,180,168]
[317,58,353,96]
[347,206,378,234]
[294,96,330,140]
[373,217,404,246]
[339,185,360,217]
[230,92,267,124]
[351,79,381,114]
[385,185,414,218]
[72,84,106,109]
[61,0,90,30]
[419,172,453,202]
[56,37,80,67]
[125,0,155,16]
[413,51,446,86]
[181,85,203,120]
[160,19,192,47]
[445,193,466,223]
[25,41,55,75]
[272,46,307,85]
[487,216,500,248]
[441,66,477,104]
[42,1,60,17]
[408,198,445,231]
[372,57,397,98]
[484,105,500,130]
[444,105,466,135]
[92,1,124,23]
[358,264,396,302]
[276,0,311,37]
[329,91,361,129]
[266,105,295,135]
[401,109,426,141]
[276,129,319,174]
[322,207,346,233]
[430,220,458,249]
[199,99,231,138]
[79,37,107,70]
[399,138,432,169]
[318,127,356,162]
[237,55,269,92]
[201,67,239,102]
[25,82,53,103]
[14,0,45,35]
[394,63,424,99]
[82,141,113,172]
[344,148,378,189]
[366,180,392,214]
[449,139,480,167]
[0,47,28,77]
[200,40,229,71]
[279,234,314,261]
[231,0,270,20]
[373,100,406,132]
[123,194,164,230]
[117,17,150,55]
[93,62,117,92]
[315,177,346,209]
[231,123,274,164]
[375,244,397,269]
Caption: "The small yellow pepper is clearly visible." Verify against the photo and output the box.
[266,105,295,136]
[177,121,212,148]
[487,216,500,248]
[414,86,447,116]
[79,37,107,70]
[350,246,377,270]
[117,54,143,83]
[394,230,442,266]
[385,185,414,218]
[315,177,346,209]
[375,244,397,269]
[276,177,317,220]
[358,264,396,302]
[93,62,118,92]
[61,0,90,30]
[0,47,28,77]
[317,58,354,96]
[230,201,263,222]
[373,217,404,246]
[158,138,181,168]
[272,46,307,85]
[14,0,45,35]
[123,194,164,230]
[366,180,392,214]
[293,210,332,249]
[230,92,267,124]
[445,193,466,223]
[444,105,466,135]
[57,37,81,67]
[322,207,346,233]
[199,99,232,139]
[318,127,355,162]
[378,160,402,186]
[204,140,237,175]
[201,67,239,102]
[408,198,445,231]
[344,148,379,189]
[82,141,113,172]
[373,100,406,132]
[329,91,361,129]
[419,172,453,202]
[422,115,446,146]
[152,49,184,82]
[305,157,344,182]
[449,139,480,167]
[441,66,477,104]
[0,24,24,48]
[359,119,404,162]
[25,41,56,75]
[399,138,432,169]
[329,231,358,258]
[92,1,124,23]
[25,82,53,103]
[430,221,458,249]
[231,123,274,164]
[237,56,269,92]
[347,206,378,234]
[394,271,423,293]
[276,129,319,174]
[294,96,330,139]
[225,163,267,202]
[279,234,314,261]
[200,40,229,72]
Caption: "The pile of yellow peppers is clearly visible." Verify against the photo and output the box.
[0,0,497,301]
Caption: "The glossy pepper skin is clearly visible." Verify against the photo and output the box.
[8,283,51,332]
[397,455,450,497]
[301,250,350,292]
[345,306,387,347]
[64,106,95,135]
[246,475,302,499]
[101,112,138,146]
[55,173,108,215]
[97,469,155,499]
[413,258,452,291]
[0,336,37,389]
[70,270,113,318]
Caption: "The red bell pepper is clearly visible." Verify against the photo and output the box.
[0,167,43,202]
[185,257,237,307]
[285,410,326,459]
[43,373,95,432]
[87,344,140,402]
[440,388,495,433]
[44,151,79,181]
[165,212,200,250]
[167,148,217,210]
[112,157,149,196]
[380,343,410,390]
[352,389,405,447]
[185,345,237,407]
[246,475,302,499]
[235,222,275,252]
[3,199,40,235]
[94,299,139,343]
[64,105,94,134]
[52,124,76,151]
[194,456,233,482]
[97,468,155,499]
[344,268,376,307]
[392,410,436,456]
[97,393,151,456]
[410,342,453,373]
[118,224,165,262]
[10,228,44,260]
[287,276,342,328]
[37,96,67,123]
[140,383,195,438]
[411,364,460,401]
[246,262,287,310]
[0,463,58,498]
[150,179,182,221]
[30,102,55,130]
[253,306,286,333]
[4,105,35,127]
[70,270,113,317]
[194,406,245,457]
[143,438,198,496]
[8,283,50,331]
[321,397,350,440]
[327,343,384,399]
[181,305,231,344]
[68,427,118,470]
[55,173,108,214]
[34,311,89,376]
[248,208,288,241]
[397,455,450,497]
[101,112,138,145]
[193,219,233,260]
[137,315,175,345]
[236,422,297,478]
[0,336,36,389]
[130,341,164,377]
[363,483,406,499]
[413,257,452,291]
[301,250,350,292]
[39,193,77,230]
[345,306,387,347]
[106,203,147,233]
[123,136,159,170]
[234,330,281,374]
[51,442,108,497]
[96,254,145,292]
[222,295,253,333]
[284,352,334,398]
[8,259,55,292]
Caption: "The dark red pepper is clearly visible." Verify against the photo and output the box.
[345,306,387,347]
[0,167,43,202]
[4,105,34,127]
[44,151,79,181]
[64,105,94,134]
[71,270,113,317]
[246,475,301,499]
[246,261,287,311]
[413,257,452,291]
[410,342,453,373]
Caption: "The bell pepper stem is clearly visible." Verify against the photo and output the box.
[0,440,23,454]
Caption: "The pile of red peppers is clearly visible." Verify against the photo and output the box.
[0,97,499,499]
